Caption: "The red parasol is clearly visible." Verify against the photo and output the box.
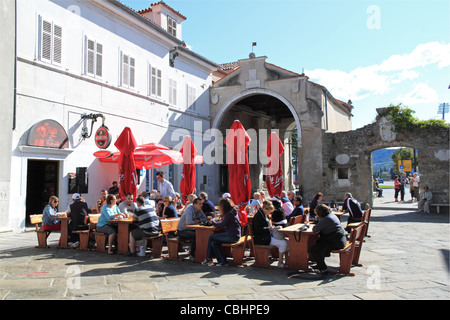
[179,136,197,203]
[224,120,251,225]
[265,132,284,198]
[114,127,138,201]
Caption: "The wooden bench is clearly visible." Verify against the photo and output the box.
[221,232,250,266]
[288,215,307,226]
[141,219,178,259]
[72,214,100,251]
[330,223,364,276]
[29,214,51,248]
[248,224,278,268]
[157,218,184,260]
[429,203,449,214]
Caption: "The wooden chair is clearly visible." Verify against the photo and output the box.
[29,214,51,248]
[347,208,372,237]
[351,222,367,267]
[248,224,278,268]
[142,219,179,259]
[330,223,364,276]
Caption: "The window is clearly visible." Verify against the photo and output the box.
[187,85,196,111]
[169,79,177,105]
[121,52,135,88]
[167,16,177,37]
[338,168,349,179]
[150,66,162,97]
[39,17,62,65]
[85,38,103,77]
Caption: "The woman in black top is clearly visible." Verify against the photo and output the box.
[309,204,346,273]
[309,192,323,221]
[252,200,289,267]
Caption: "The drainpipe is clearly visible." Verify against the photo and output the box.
[12,0,17,130]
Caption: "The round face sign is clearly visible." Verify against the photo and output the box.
[94,126,111,149]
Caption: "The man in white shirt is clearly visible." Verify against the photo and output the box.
[156,171,176,198]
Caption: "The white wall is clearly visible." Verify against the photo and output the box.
[8,0,214,231]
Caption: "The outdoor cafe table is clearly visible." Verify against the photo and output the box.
[107,218,134,254]
[56,214,70,249]
[185,224,216,263]
[278,223,319,271]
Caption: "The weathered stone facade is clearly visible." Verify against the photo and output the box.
[322,112,450,208]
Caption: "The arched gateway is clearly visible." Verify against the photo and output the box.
[209,55,353,202]
[322,109,450,208]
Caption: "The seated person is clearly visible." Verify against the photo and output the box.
[309,204,347,274]
[418,186,433,214]
[342,192,363,232]
[177,198,206,260]
[118,193,137,213]
[252,201,289,268]
[202,198,242,267]
[281,191,294,216]
[42,196,61,232]
[309,192,323,221]
[97,195,125,254]
[247,192,262,216]
[199,192,216,216]
[161,196,177,219]
[128,196,160,256]
[290,195,305,217]
[66,193,90,247]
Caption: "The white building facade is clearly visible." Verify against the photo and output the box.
[1,0,218,232]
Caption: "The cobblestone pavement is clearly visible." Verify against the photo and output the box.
[0,204,448,301]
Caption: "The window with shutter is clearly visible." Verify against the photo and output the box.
[167,16,177,37]
[40,18,61,65]
[121,52,136,89]
[151,66,162,98]
[85,38,103,78]
[187,85,196,111]
[169,79,177,105]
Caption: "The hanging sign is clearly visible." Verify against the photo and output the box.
[93,150,113,158]
[94,126,111,149]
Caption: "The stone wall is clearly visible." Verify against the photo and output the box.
[322,116,450,208]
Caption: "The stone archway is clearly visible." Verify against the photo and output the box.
[322,113,450,208]
[211,88,302,148]
[210,89,301,197]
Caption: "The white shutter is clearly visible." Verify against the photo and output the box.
[96,43,103,77]
[157,69,162,97]
[53,24,62,64]
[130,57,135,88]
[86,39,95,75]
[122,54,129,87]
[41,19,52,62]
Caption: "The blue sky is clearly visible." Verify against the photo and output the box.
[121,0,450,129]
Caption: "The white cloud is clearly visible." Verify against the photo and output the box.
[306,42,449,102]
[396,83,439,105]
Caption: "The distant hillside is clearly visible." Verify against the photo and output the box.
[372,148,395,172]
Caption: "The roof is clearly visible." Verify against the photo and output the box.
[138,1,187,21]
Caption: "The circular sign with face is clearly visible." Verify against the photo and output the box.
[94,126,111,149]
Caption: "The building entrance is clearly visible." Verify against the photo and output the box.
[25,160,59,226]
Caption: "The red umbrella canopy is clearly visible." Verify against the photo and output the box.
[265,132,285,198]
[224,120,251,225]
[179,136,198,203]
[114,127,138,201]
